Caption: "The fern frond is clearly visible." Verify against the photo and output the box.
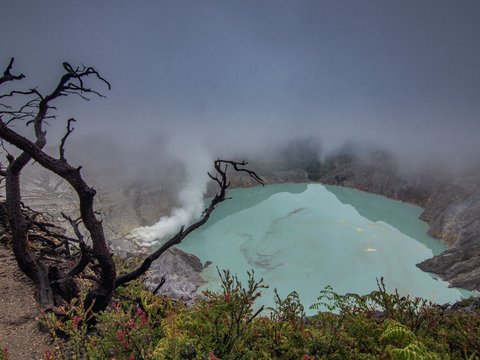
[380,320,416,347]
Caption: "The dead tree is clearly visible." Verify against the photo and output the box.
[0,58,264,314]
[0,58,112,312]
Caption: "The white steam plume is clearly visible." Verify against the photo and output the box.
[129,140,211,246]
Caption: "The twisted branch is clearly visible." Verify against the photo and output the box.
[0,58,25,85]
[115,160,263,287]
[59,118,76,160]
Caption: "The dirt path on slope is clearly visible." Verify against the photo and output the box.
[0,244,50,360]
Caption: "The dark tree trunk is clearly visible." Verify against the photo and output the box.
[5,163,55,308]
[0,122,116,312]
[1,59,113,313]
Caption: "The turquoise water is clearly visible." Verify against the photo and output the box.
[178,184,469,313]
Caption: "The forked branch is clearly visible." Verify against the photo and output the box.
[0,58,25,85]
[59,118,76,160]
[114,160,263,287]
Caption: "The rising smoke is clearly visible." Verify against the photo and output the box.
[128,137,212,246]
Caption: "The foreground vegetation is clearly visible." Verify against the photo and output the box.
[2,268,477,360]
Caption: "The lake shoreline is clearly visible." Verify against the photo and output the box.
[178,183,473,312]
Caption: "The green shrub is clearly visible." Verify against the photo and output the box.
[381,319,440,360]
[153,269,268,359]
[37,271,479,360]
[311,278,429,328]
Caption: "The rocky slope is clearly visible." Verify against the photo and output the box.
[0,243,50,360]
[315,151,480,292]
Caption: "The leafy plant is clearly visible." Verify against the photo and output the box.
[380,319,416,348]
[0,347,9,360]
[311,278,430,328]
[40,296,94,360]
[36,270,480,359]
[381,319,440,360]
[153,268,268,359]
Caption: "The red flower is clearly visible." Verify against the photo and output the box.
[136,307,148,325]
[224,293,231,302]
[301,355,311,360]
[126,320,137,330]
[43,348,53,360]
[2,348,9,360]
[128,354,135,360]
[209,352,219,360]
[116,330,129,349]
[56,306,66,315]
[72,315,82,329]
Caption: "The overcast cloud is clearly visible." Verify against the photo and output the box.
[3,1,480,243]
[2,0,480,168]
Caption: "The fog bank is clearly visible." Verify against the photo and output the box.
[2,1,480,244]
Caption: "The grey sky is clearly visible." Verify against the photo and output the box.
[2,0,480,166]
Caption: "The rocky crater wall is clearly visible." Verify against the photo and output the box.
[315,152,480,292]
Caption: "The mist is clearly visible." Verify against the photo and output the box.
[2,1,480,244]
[128,139,212,245]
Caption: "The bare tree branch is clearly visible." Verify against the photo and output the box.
[31,220,79,244]
[0,60,111,311]
[153,275,166,295]
[61,212,84,243]
[0,58,25,85]
[59,118,76,161]
[217,159,264,185]
[0,88,40,100]
[115,160,263,287]
[68,241,91,277]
